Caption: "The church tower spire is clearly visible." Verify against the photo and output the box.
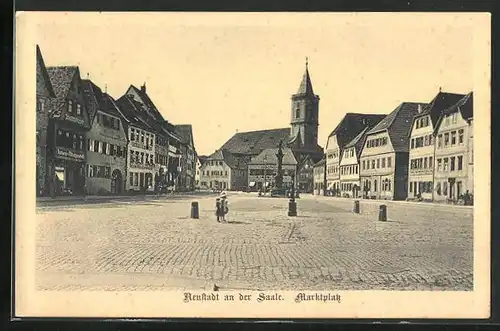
[290,58,320,150]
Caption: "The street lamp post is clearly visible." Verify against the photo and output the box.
[288,173,297,216]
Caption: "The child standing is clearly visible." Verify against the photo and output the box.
[220,192,228,222]
[215,197,222,222]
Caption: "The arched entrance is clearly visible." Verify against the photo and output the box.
[111,169,123,195]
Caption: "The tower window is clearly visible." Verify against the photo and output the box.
[296,108,300,119]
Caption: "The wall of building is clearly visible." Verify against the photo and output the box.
[200,160,232,190]
[434,112,471,201]
[313,163,325,195]
[85,111,128,195]
[339,146,360,197]
[359,131,396,199]
[325,135,340,193]
[36,61,52,195]
[126,125,156,192]
[248,163,296,191]
[408,114,435,200]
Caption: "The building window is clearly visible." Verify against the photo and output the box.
[437,158,442,171]
[134,173,138,186]
[387,157,392,168]
[296,108,300,118]
[458,129,464,144]
[444,133,450,147]
[458,155,463,170]
[443,158,449,171]
[76,104,81,116]
[451,131,457,145]
[452,113,458,124]
[443,181,448,196]
[374,180,377,192]
[68,100,73,113]
[129,172,133,186]
[438,134,443,148]
[450,156,455,171]
[429,156,433,168]
[130,129,135,141]
[410,139,415,149]
[371,160,375,169]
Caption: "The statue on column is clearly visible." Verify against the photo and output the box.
[275,139,284,190]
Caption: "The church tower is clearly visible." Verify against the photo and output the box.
[290,58,320,150]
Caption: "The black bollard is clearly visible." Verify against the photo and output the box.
[378,204,387,222]
[353,200,360,214]
[288,199,297,217]
[191,201,199,219]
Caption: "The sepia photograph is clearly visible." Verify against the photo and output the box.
[15,12,490,319]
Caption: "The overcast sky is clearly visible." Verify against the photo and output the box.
[32,12,475,156]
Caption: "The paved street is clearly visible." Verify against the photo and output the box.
[36,193,473,291]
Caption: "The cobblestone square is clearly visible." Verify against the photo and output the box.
[36,194,473,291]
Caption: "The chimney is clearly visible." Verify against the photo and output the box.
[418,104,422,113]
[141,82,146,93]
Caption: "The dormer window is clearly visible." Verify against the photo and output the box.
[76,104,81,116]
[68,100,73,113]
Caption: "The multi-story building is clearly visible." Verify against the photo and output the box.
[176,125,197,191]
[339,127,371,198]
[312,157,326,196]
[199,149,247,191]
[116,95,156,192]
[46,66,91,196]
[247,148,297,191]
[35,45,56,196]
[359,102,426,200]
[433,92,473,202]
[325,113,386,196]
[297,155,315,193]
[407,91,466,200]
[82,79,128,195]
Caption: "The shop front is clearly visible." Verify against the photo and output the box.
[50,146,86,196]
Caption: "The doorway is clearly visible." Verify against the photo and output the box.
[111,169,123,195]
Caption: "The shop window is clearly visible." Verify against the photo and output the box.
[134,173,138,186]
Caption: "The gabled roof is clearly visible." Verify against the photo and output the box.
[198,155,209,166]
[206,149,247,169]
[442,91,473,119]
[297,154,315,170]
[368,102,427,152]
[434,92,473,132]
[36,45,56,97]
[46,66,79,117]
[328,113,387,149]
[81,79,108,121]
[313,157,326,168]
[116,95,155,132]
[175,124,195,147]
[344,126,371,159]
[127,84,165,122]
[219,128,291,155]
[417,91,466,126]
[249,147,297,165]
